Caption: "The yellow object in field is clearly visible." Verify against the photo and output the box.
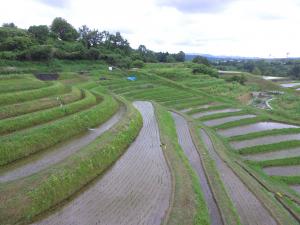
[276,192,283,198]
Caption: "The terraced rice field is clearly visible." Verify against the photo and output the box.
[33,101,172,225]
[200,129,277,225]
[192,108,241,119]
[203,114,256,127]
[172,112,223,225]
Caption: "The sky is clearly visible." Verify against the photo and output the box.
[1,0,300,58]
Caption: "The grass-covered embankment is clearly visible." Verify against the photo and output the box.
[154,104,210,225]
[0,89,97,135]
[0,98,142,224]
[0,87,82,119]
[0,82,66,106]
[0,91,118,166]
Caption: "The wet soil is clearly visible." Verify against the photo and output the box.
[192,109,241,119]
[231,133,300,150]
[200,129,277,225]
[172,112,223,225]
[32,101,172,225]
[290,185,300,194]
[204,115,256,127]
[0,107,125,183]
[218,122,298,138]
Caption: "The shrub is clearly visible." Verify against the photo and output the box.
[192,64,218,78]
[132,60,144,68]
[85,48,100,60]
[28,45,52,61]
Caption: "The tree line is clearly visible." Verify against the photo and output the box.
[0,18,185,68]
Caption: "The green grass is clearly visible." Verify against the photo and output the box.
[239,140,300,155]
[155,104,210,225]
[0,92,118,166]
[253,156,300,168]
[0,82,67,106]
[229,128,300,142]
[0,77,49,93]
[0,90,97,135]
[0,87,82,119]
[0,99,142,224]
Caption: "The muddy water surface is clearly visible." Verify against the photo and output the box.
[280,83,300,88]
[204,115,256,127]
[32,101,172,225]
[172,113,223,225]
[200,129,276,225]
[264,165,300,176]
[231,133,300,150]
[0,107,125,183]
[192,108,241,119]
[218,122,298,137]
[243,147,300,162]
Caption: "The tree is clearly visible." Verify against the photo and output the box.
[28,25,49,44]
[174,51,185,62]
[289,65,300,78]
[50,17,78,41]
[192,56,210,66]
[2,23,16,28]
[79,25,103,48]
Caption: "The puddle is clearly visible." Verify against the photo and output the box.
[280,83,300,88]
[219,122,298,138]
[264,165,300,176]
[262,76,285,81]
[204,115,256,127]
[192,108,241,119]
[231,133,300,150]
[243,147,300,162]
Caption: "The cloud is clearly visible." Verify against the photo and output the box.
[37,0,69,8]
[158,0,236,13]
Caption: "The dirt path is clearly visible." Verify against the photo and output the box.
[264,165,300,176]
[0,107,125,183]
[192,109,241,119]
[200,129,277,225]
[204,115,256,127]
[231,133,300,149]
[171,113,223,225]
[32,101,172,225]
[243,147,300,162]
[218,122,298,137]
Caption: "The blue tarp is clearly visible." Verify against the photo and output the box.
[127,76,137,81]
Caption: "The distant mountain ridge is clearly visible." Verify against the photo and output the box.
[185,54,261,61]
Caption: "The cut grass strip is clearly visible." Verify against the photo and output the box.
[271,176,300,185]
[0,90,97,135]
[0,93,118,166]
[0,82,66,106]
[0,99,142,224]
[253,156,300,168]
[155,104,210,225]
[0,87,81,119]
[238,140,300,155]
[229,128,300,142]
[199,110,247,121]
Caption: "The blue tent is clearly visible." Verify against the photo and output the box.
[127,76,137,81]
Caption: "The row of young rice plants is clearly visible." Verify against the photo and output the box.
[0,82,67,106]
[0,77,49,94]
[0,87,82,119]
[0,89,97,135]
[0,98,143,224]
[0,91,119,166]
[154,104,210,225]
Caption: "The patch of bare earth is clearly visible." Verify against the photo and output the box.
[0,107,125,183]
[32,101,172,225]
[200,129,276,225]
[171,112,223,225]
[218,122,298,137]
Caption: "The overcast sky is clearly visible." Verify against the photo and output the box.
[1,0,300,57]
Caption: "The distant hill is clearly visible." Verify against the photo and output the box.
[185,54,260,61]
